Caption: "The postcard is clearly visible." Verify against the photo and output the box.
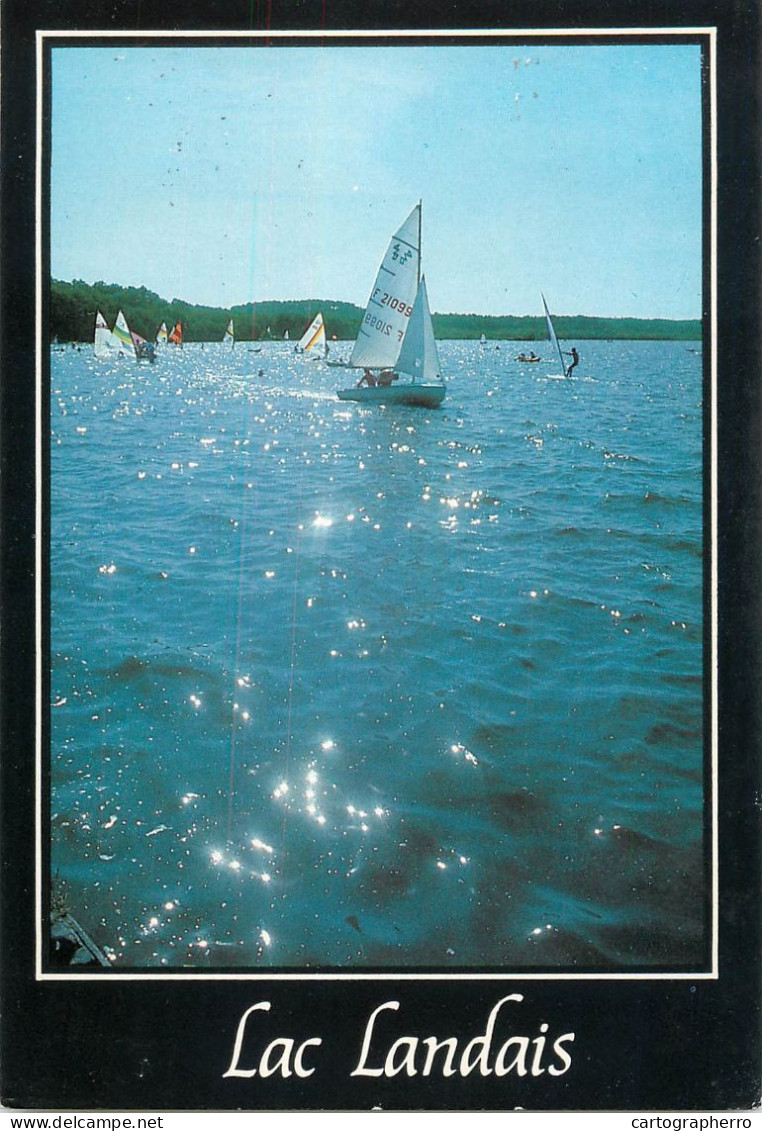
[1,1,760,1113]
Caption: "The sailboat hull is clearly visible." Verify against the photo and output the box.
[337,383,445,408]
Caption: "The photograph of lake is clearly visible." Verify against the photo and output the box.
[46,36,707,972]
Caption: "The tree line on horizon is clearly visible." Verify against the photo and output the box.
[50,279,703,344]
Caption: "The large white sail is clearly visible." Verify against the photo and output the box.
[223,319,235,346]
[94,310,113,359]
[296,312,327,357]
[541,293,566,375]
[395,276,441,384]
[349,204,421,369]
[110,310,136,357]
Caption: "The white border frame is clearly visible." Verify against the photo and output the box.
[36,26,718,983]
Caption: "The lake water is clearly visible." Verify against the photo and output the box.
[49,338,706,971]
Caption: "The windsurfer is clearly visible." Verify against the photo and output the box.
[564,347,579,377]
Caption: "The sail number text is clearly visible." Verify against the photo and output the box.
[364,313,405,341]
[372,288,414,318]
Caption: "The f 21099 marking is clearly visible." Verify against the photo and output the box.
[364,313,405,341]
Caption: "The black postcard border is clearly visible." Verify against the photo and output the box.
[2,0,760,1113]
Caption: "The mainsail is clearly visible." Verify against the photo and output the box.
[110,310,136,357]
[296,312,327,358]
[395,276,441,384]
[349,203,421,369]
[541,293,566,375]
[223,319,235,346]
[94,310,113,359]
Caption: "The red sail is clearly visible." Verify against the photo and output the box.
[168,322,183,345]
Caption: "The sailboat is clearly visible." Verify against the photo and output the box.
[336,203,445,408]
[110,310,137,359]
[295,312,327,359]
[93,310,113,359]
[156,322,168,346]
[131,330,156,363]
[541,293,568,376]
[223,319,235,347]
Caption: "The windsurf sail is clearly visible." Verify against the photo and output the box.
[168,321,183,346]
[156,322,168,345]
[349,203,421,369]
[223,319,234,346]
[541,293,566,375]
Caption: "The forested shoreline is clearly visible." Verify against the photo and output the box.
[50,278,702,344]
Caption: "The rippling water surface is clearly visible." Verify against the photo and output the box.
[49,338,705,970]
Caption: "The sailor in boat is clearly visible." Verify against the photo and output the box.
[357,368,378,388]
[564,346,579,377]
[378,369,399,387]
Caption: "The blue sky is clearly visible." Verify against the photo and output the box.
[50,40,703,319]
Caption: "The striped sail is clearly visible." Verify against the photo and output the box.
[296,312,326,357]
[94,310,113,359]
[168,321,183,346]
[110,310,136,357]
[223,319,235,346]
[349,204,421,369]
[395,276,441,384]
[541,293,566,375]
[156,322,168,345]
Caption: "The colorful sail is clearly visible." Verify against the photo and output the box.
[349,203,421,369]
[395,277,441,384]
[541,293,566,375]
[110,310,136,357]
[93,310,113,359]
[168,321,183,346]
[223,319,235,346]
[296,312,327,358]
[156,322,168,345]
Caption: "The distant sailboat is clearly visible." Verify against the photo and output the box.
[284,329,290,341]
[110,310,137,359]
[223,319,235,347]
[168,321,183,347]
[541,293,567,376]
[295,312,327,359]
[156,322,168,346]
[131,330,156,363]
[336,203,445,408]
[93,310,113,359]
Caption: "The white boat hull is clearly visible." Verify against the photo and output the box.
[337,383,445,408]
